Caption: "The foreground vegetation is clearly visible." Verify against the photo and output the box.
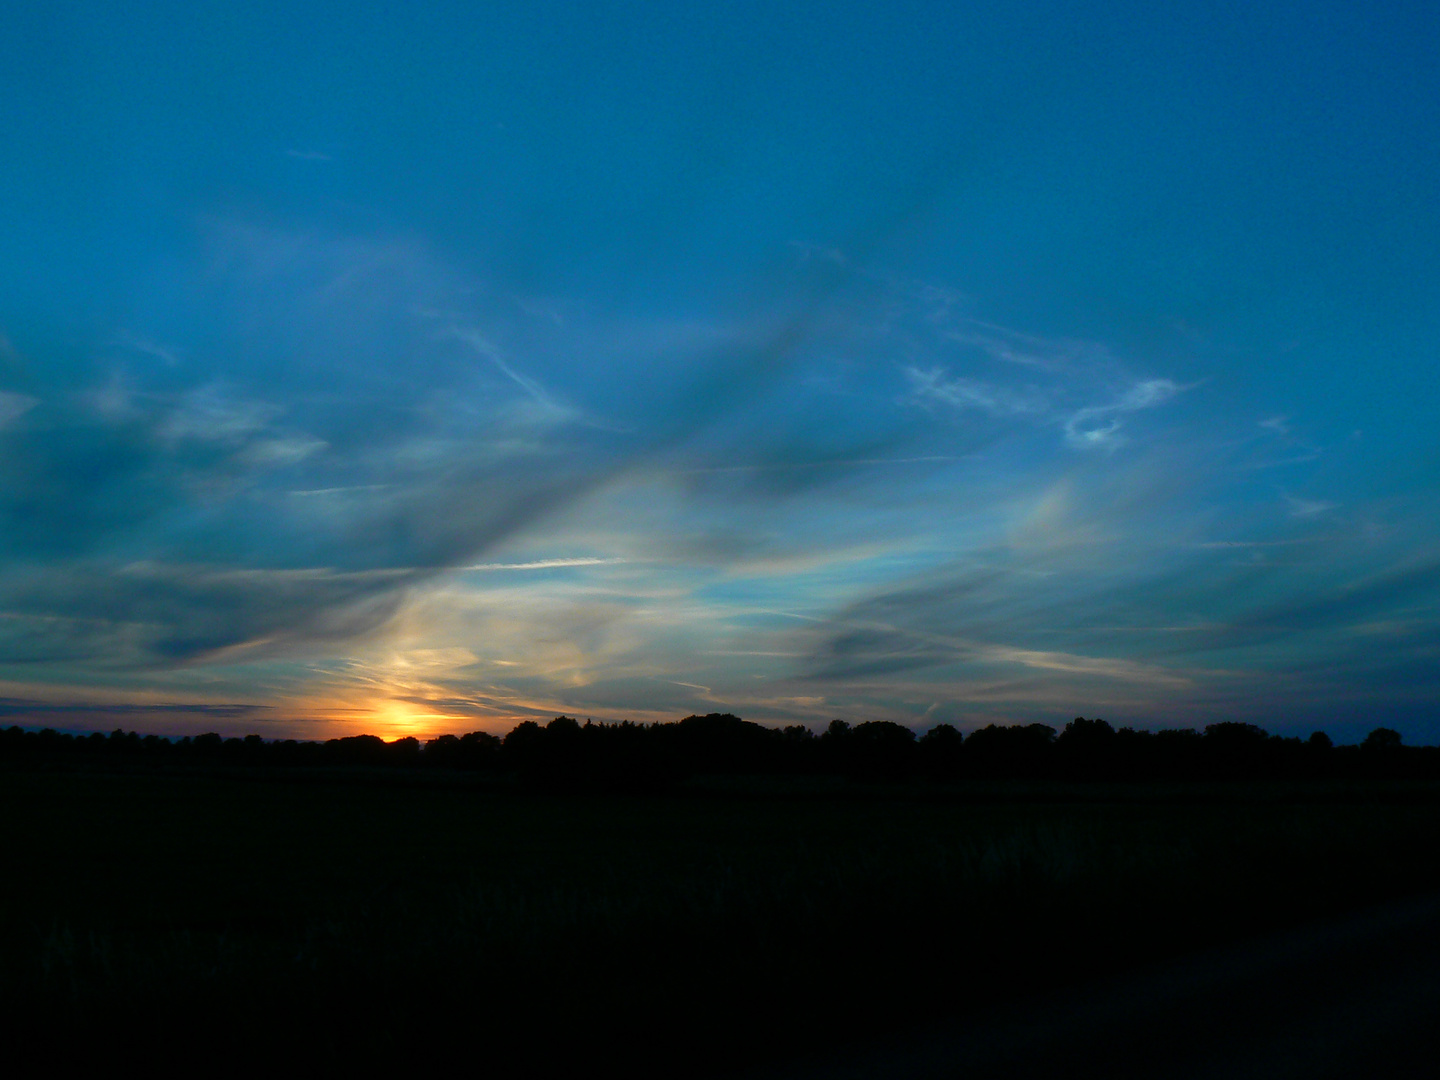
[6,758,1440,1072]
[2,713,1431,785]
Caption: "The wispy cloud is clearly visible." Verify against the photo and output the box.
[1192,539,1315,549]
[1284,494,1338,517]
[3,225,1429,740]
[288,485,390,497]
[886,286,1186,455]
[1063,379,1183,451]
[462,558,627,571]
[116,333,182,367]
[0,391,37,427]
[449,325,578,425]
[0,697,272,719]
[944,320,1112,375]
[237,436,328,467]
[156,384,279,444]
[905,367,1046,416]
[677,454,957,475]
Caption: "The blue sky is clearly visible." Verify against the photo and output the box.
[2,1,1438,741]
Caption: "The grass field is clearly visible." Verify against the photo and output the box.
[6,765,1440,1073]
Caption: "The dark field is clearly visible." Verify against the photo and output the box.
[6,766,1440,1073]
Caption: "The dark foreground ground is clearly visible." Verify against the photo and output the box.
[5,764,1440,1074]
[745,889,1440,1079]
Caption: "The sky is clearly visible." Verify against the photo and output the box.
[2,1,1438,742]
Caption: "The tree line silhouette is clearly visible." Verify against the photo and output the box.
[2,714,1433,786]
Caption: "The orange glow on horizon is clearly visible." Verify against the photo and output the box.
[362,699,470,741]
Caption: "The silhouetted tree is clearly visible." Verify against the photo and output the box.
[777,724,818,774]
[963,723,1056,779]
[918,724,964,781]
[540,716,586,787]
[325,733,389,767]
[1055,718,1119,779]
[502,720,545,777]
[668,714,778,775]
[7,711,1440,785]
[846,721,917,781]
[1363,727,1402,750]
[1201,722,1274,779]
[459,730,503,769]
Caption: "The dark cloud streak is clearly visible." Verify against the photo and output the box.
[0,221,914,669]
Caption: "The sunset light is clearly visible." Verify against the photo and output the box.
[0,2,1436,746]
[7,4,1440,1075]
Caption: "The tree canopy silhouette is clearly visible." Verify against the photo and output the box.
[3,715,1436,786]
